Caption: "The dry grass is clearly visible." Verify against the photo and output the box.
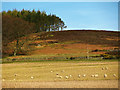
[2,80,118,88]
[2,61,119,88]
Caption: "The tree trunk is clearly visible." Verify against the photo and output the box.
[13,39,19,56]
[13,49,17,56]
[49,25,50,32]
[36,23,40,33]
[61,27,63,31]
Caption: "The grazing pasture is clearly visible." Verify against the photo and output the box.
[2,30,119,88]
[2,60,118,88]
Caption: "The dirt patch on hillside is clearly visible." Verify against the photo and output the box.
[31,43,116,55]
[32,47,77,54]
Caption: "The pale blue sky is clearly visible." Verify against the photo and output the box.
[2,2,118,31]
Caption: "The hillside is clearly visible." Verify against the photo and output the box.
[38,30,119,46]
[3,30,120,61]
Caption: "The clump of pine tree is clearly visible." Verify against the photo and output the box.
[2,9,66,32]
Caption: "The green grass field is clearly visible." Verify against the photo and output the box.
[2,60,119,88]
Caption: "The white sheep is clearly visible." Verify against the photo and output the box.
[104,74,107,78]
[51,71,53,73]
[91,75,94,77]
[56,75,62,78]
[31,76,34,79]
[56,75,59,78]
[83,74,86,77]
[94,74,98,77]
[59,76,63,78]
[113,74,116,77]
[2,79,5,81]
[69,75,72,77]
[78,74,81,78]
[65,76,69,79]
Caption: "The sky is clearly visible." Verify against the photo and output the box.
[2,2,118,31]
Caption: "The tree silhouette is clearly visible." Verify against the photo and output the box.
[2,15,35,56]
[2,9,66,32]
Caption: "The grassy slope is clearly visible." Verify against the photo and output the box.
[3,30,119,62]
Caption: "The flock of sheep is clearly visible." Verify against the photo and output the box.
[52,66,117,80]
[2,66,117,81]
[55,73,116,79]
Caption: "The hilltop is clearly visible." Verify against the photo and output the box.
[38,30,119,46]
